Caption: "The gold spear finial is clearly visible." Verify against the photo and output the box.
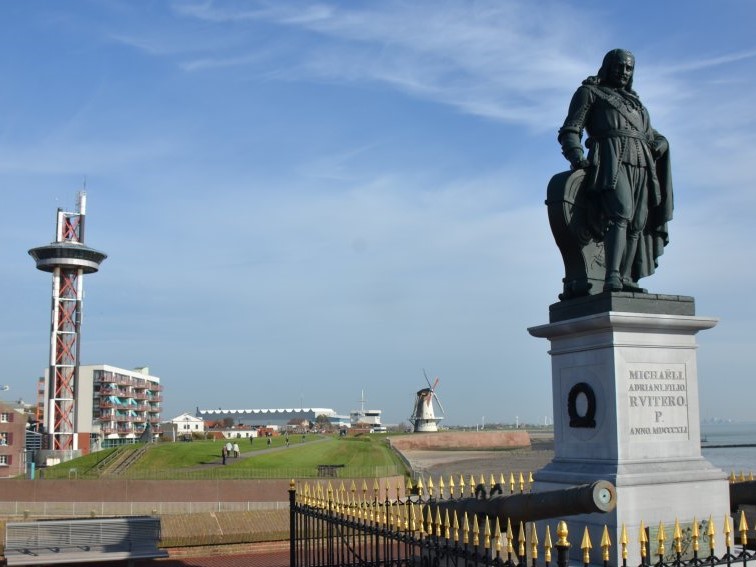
[544,524,553,563]
[473,514,480,547]
[469,474,476,496]
[557,520,569,548]
[518,521,526,558]
[620,524,628,561]
[639,520,648,560]
[333,487,341,514]
[729,471,736,483]
[426,505,434,536]
[656,521,666,558]
[489,473,496,491]
[581,526,592,564]
[427,476,435,499]
[410,502,418,533]
[724,514,733,549]
[405,477,413,495]
[463,512,470,545]
[506,518,514,555]
[601,525,611,563]
[740,471,746,482]
[459,474,466,496]
[438,475,446,499]
[707,515,716,555]
[673,519,683,554]
[531,522,540,560]
[499,472,506,487]
[315,483,323,507]
[444,509,451,540]
[739,509,749,547]
[484,517,492,550]
[452,509,461,544]
[494,518,503,553]
[434,506,442,537]
[373,478,380,500]
[362,496,370,523]
[416,477,424,497]
[528,471,534,486]
[509,472,516,494]
[692,517,700,553]
[518,472,525,493]
[354,490,362,517]
[449,475,455,498]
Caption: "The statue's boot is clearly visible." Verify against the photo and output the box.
[603,221,626,292]
[621,232,646,292]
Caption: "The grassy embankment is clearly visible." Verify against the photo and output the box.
[42,434,408,480]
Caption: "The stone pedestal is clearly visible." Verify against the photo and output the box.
[528,294,729,564]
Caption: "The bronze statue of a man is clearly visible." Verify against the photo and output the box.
[558,49,673,293]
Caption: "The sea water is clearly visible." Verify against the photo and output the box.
[701,422,756,475]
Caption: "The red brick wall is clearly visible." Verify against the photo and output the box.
[0,476,406,503]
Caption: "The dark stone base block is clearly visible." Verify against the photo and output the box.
[549,291,695,323]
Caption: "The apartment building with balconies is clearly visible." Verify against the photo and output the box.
[79,365,163,449]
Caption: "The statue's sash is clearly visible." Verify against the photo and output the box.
[585,85,649,139]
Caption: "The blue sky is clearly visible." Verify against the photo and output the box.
[2,1,756,427]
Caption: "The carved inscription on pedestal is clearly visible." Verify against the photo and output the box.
[627,363,689,441]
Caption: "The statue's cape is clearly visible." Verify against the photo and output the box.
[635,148,673,280]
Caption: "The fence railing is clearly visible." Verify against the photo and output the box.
[40,464,405,480]
[0,500,288,518]
[289,478,756,567]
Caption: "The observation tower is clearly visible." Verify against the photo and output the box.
[28,192,107,454]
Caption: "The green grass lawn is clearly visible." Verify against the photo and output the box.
[41,433,407,479]
[131,434,319,470]
[228,435,404,473]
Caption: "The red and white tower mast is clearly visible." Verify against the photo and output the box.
[29,192,107,453]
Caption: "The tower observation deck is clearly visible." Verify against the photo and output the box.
[28,192,107,453]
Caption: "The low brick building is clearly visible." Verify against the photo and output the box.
[0,402,27,478]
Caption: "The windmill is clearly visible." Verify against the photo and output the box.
[409,370,445,433]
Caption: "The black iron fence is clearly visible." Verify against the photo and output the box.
[289,478,756,567]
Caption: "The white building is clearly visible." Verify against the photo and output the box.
[197,408,335,428]
[350,408,382,428]
[166,412,204,439]
[328,414,351,429]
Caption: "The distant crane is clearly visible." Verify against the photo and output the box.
[408,370,445,433]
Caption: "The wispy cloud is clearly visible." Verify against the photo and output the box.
[142,1,603,130]
[666,48,756,74]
